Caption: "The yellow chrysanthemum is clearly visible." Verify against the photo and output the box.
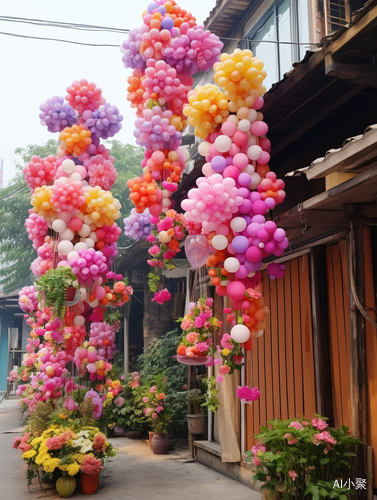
[59,413,68,419]
[222,348,230,357]
[106,392,114,399]
[72,453,84,464]
[31,437,43,446]
[22,450,36,459]
[67,462,80,476]
[35,452,51,465]
[43,458,61,473]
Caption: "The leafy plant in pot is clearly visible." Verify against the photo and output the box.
[186,387,208,435]
[35,266,80,319]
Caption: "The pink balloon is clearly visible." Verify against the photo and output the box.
[250,121,268,136]
[233,153,249,170]
[246,246,263,263]
[217,223,230,236]
[94,286,106,300]
[223,165,239,181]
[69,217,83,232]
[258,152,271,165]
[221,121,237,137]
[227,281,246,301]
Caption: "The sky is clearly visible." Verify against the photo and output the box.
[0,0,217,186]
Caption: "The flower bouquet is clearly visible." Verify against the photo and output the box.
[98,271,133,308]
[176,297,222,365]
[245,415,363,500]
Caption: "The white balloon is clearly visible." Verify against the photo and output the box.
[224,257,240,273]
[163,190,172,198]
[88,298,99,307]
[69,172,82,181]
[67,251,79,261]
[74,242,88,251]
[85,238,95,249]
[249,172,261,190]
[80,288,87,300]
[215,135,232,153]
[60,228,75,241]
[226,115,239,125]
[230,217,247,232]
[57,147,65,158]
[159,231,171,243]
[61,159,76,174]
[78,224,91,237]
[58,240,74,255]
[212,234,228,250]
[247,145,263,160]
[90,232,98,243]
[81,180,89,186]
[52,219,67,233]
[238,119,251,132]
[248,271,256,277]
[198,141,211,157]
[162,198,171,208]
[256,330,264,338]
[244,164,255,175]
[248,109,258,122]
[84,215,92,226]
[230,324,250,343]
[74,315,85,326]
[221,280,228,286]
[180,146,190,163]
[202,163,215,177]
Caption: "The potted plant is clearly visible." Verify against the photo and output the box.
[245,415,363,500]
[35,266,80,319]
[186,386,208,435]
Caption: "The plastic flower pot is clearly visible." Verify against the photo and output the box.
[65,287,77,301]
[151,433,169,455]
[176,355,210,366]
[56,476,76,498]
[80,473,99,495]
[187,414,208,435]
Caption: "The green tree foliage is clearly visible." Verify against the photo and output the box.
[0,140,143,291]
[106,140,143,248]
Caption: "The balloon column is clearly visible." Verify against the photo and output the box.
[15,80,133,414]
[121,0,223,301]
[181,48,288,344]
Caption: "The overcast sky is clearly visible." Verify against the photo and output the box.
[0,0,216,186]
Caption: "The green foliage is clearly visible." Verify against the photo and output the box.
[201,376,221,413]
[245,415,363,500]
[147,272,161,293]
[35,266,79,319]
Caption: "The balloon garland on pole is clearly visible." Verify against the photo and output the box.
[121,0,223,302]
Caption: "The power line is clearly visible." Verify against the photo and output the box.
[0,16,129,34]
[0,31,121,47]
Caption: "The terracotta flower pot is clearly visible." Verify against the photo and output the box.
[80,472,99,495]
[151,433,169,455]
[187,414,208,435]
[65,287,77,301]
[56,476,76,498]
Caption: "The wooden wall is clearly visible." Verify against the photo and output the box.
[245,254,316,449]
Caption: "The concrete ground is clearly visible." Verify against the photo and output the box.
[0,399,261,500]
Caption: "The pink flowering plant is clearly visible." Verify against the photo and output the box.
[176,297,222,358]
[245,415,363,499]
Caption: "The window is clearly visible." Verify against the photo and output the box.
[241,0,310,91]
[325,0,365,34]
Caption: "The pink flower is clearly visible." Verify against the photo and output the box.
[156,405,164,413]
[284,433,298,445]
[157,217,173,231]
[312,417,328,430]
[289,470,298,481]
[219,365,231,376]
[206,298,214,307]
[150,385,157,393]
[143,397,149,403]
[163,249,176,260]
[216,375,224,383]
[114,396,125,407]
[148,245,160,256]
[252,456,261,467]
[313,431,337,445]
[237,386,261,402]
[302,420,310,426]
[147,235,155,242]
[220,333,234,351]
[186,332,199,343]
[152,412,158,420]
[180,318,193,330]
[196,342,209,353]
[289,421,304,431]
[214,358,222,366]
[143,408,153,414]
[251,444,266,455]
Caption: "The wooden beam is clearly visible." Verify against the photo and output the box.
[271,84,365,155]
[325,2,377,57]
[310,246,335,425]
[306,127,377,180]
[325,54,377,87]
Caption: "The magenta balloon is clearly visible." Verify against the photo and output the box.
[239,199,252,214]
[238,172,252,186]
[246,246,263,263]
[277,237,289,250]
[238,187,249,199]
[264,221,277,234]
[267,263,281,276]
[235,252,246,264]
[184,234,211,268]
[235,265,249,279]
[274,228,286,242]
[232,235,249,253]
[249,191,261,202]
[242,300,251,309]
[227,281,246,301]
[247,222,261,237]
[273,248,284,257]
[223,165,239,180]
[252,215,265,224]
[265,197,276,209]
[257,229,270,242]
[264,241,276,254]
[252,200,268,215]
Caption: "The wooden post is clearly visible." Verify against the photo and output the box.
[310,246,334,425]
[348,220,368,500]
[188,365,196,457]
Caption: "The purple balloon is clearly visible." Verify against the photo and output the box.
[238,172,251,187]
[249,191,261,203]
[238,187,250,199]
[162,17,174,30]
[239,198,252,214]
[232,235,249,253]
[235,265,249,279]
[252,215,265,224]
[211,156,227,173]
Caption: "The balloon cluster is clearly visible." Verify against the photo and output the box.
[124,208,152,241]
[39,95,77,133]
[182,48,289,344]
[23,155,57,191]
[25,210,48,250]
[88,322,117,360]
[121,2,223,303]
[84,154,118,191]
[73,345,112,381]
[18,286,39,313]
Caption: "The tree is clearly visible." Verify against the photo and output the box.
[0,140,143,292]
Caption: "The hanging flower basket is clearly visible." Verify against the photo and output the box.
[176,355,210,366]
[64,288,80,306]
